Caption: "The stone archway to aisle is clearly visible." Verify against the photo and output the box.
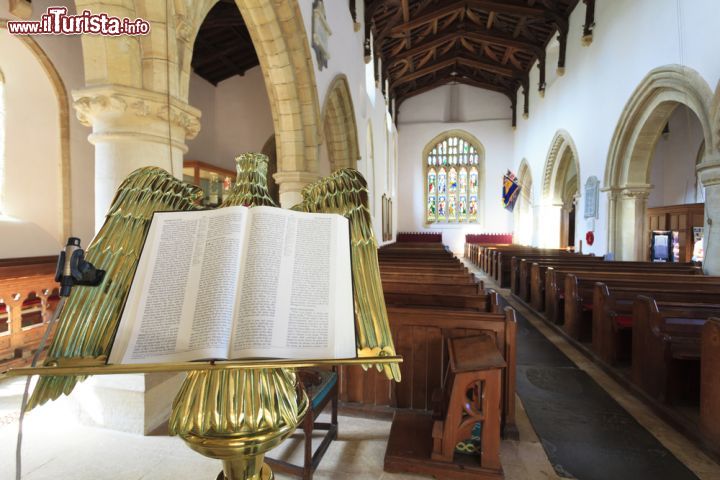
[604,65,717,261]
[75,0,322,222]
[540,130,580,248]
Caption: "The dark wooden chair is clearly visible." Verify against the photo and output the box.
[266,368,338,480]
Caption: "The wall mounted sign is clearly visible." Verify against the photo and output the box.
[584,175,600,218]
[312,0,332,70]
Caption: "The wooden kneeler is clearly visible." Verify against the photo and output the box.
[266,368,338,480]
[432,335,505,471]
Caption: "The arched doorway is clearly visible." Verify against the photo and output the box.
[321,75,360,171]
[604,66,716,260]
[540,130,580,248]
[514,159,534,246]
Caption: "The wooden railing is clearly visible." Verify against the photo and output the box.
[0,256,59,371]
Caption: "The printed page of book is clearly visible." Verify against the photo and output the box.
[109,206,249,364]
[229,206,356,360]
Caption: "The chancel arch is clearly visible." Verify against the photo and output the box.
[321,75,360,172]
[604,65,717,261]
[0,23,70,255]
[514,159,535,246]
[540,130,580,248]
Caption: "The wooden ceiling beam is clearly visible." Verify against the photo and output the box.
[391,51,523,89]
[389,1,466,34]
[467,0,563,22]
[390,58,456,87]
[401,0,411,48]
[388,27,544,65]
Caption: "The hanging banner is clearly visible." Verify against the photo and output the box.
[502,170,521,212]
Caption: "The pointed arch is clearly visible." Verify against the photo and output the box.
[542,129,581,203]
[604,65,716,259]
[540,130,580,248]
[321,74,360,171]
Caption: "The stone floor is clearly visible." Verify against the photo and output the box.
[0,375,556,480]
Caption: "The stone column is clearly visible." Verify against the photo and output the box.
[698,155,720,274]
[538,202,563,248]
[617,187,651,261]
[73,85,201,231]
[273,171,321,208]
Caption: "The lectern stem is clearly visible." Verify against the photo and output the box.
[220,455,272,480]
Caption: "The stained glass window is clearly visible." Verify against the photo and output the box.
[425,134,481,224]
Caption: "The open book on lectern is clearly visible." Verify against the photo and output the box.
[108,206,357,365]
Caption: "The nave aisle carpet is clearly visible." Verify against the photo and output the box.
[499,295,698,480]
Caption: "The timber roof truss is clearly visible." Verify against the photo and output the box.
[366,0,596,124]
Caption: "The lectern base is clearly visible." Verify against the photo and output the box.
[216,463,273,480]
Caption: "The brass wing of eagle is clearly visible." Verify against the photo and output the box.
[27,167,203,410]
[292,168,400,381]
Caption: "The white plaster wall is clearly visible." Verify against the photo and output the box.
[1,0,94,257]
[397,87,514,254]
[512,0,720,257]
[186,67,274,172]
[648,105,705,208]
[0,24,62,256]
[298,0,398,245]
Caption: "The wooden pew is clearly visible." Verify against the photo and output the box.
[593,283,720,364]
[382,280,483,297]
[701,318,720,447]
[384,289,499,313]
[543,264,703,324]
[631,296,720,403]
[562,273,720,340]
[531,261,701,313]
[387,306,517,431]
[511,255,603,300]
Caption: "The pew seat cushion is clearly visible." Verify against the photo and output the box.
[615,315,633,328]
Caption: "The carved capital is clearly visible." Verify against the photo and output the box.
[697,154,720,187]
[72,85,201,139]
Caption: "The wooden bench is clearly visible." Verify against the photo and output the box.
[511,255,603,300]
[631,296,720,403]
[592,283,720,364]
[531,261,701,314]
[562,273,720,340]
[543,265,703,324]
[701,318,720,447]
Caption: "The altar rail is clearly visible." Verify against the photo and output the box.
[465,233,513,244]
[396,232,442,243]
[0,256,60,371]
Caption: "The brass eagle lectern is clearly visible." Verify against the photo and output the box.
[20,153,400,480]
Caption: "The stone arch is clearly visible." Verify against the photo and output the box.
[514,159,534,245]
[321,75,360,171]
[76,0,321,209]
[0,21,71,240]
[604,65,716,260]
[540,130,581,248]
[542,129,581,203]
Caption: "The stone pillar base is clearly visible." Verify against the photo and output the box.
[71,373,186,435]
